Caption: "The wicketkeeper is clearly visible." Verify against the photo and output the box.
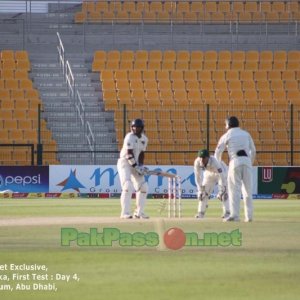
[117,119,149,219]
[194,149,230,219]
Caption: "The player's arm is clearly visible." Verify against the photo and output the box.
[212,158,227,188]
[249,135,256,164]
[126,149,138,167]
[193,159,203,190]
[214,134,226,162]
[138,151,145,165]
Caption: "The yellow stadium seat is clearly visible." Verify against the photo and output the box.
[254,70,268,81]
[156,11,170,23]
[244,61,258,70]
[273,61,286,70]
[15,70,28,80]
[186,81,199,91]
[130,79,143,90]
[161,61,175,70]
[273,90,287,104]
[135,50,148,62]
[136,1,149,12]
[188,90,203,107]
[143,11,156,23]
[1,50,14,60]
[116,11,129,23]
[5,79,18,89]
[149,1,162,12]
[242,80,256,91]
[2,59,16,70]
[174,90,189,107]
[75,11,86,23]
[259,61,273,70]
[203,60,216,70]
[270,80,284,91]
[284,80,298,90]
[198,70,211,81]
[11,89,24,100]
[226,70,239,81]
[268,70,282,80]
[129,11,142,23]
[148,61,161,70]
[274,50,287,61]
[133,60,147,70]
[214,80,228,91]
[102,80,115,91]
[272,1,286,13]
[231,60,245,70]
[230,90,244,103]
[89,11,101,22]
[115,80,130,91]
[245,1,258,13]
[282,70,296,81]
[106,60,119,69]
[286,61,300,70]
[171,79,186,91]
[201,90,216,104]
[142,70,156,81]
[158,80,172,91]
[119,61,133,70]
[128,70,142,81]
[260,50,273,61]
[156,70,169,81]
[240,70,253,81]
[256,80,270,91]
[0,99,15,110]
[144,80,157,91]
[19,79,33,89]
[190,1,203,13]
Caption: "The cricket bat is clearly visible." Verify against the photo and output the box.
[145,170,178,178]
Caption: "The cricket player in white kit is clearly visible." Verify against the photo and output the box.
[117,119,149,219]
[215,116,256,222]
[194,149,230,219]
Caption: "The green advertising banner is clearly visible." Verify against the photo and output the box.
[258,167,300,195]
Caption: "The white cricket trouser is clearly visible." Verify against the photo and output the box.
[117,158,148,217]
[228,163,253,221]
[198,173,230,215]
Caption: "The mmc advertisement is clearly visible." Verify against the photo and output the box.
[48,165,199,197]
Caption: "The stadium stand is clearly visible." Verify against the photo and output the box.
[75,0,300,24]
[2,1,299,166]
[0,50,59,165]
[95,49,299,165]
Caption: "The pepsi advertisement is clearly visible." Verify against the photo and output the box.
[0,166,49,192]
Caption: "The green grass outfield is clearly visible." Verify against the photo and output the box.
[0,198,299,300]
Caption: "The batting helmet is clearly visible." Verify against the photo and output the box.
[198,149,210,158]
[225,116,239,129]
[131,118,144,129]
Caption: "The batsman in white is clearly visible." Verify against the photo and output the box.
[194,149,230,219]
[215,116,256,222]
[117,119,149,219]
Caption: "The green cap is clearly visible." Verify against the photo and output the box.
[198,149,210,158]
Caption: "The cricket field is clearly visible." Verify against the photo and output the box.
[0,198,299,300]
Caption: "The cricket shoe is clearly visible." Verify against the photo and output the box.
[133,212,149,219]
[223,216,240,222]
[195,212,205,219]
[222,211,230,219]
[244,218,253,223]
[120,214,133,219]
